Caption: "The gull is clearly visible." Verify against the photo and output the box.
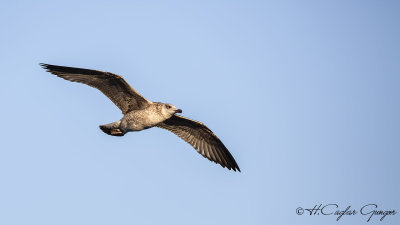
[40,63,240,172]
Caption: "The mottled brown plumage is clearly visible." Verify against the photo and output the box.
[40,63,150,114]
[157,115,240,171]
[40,63,240,172]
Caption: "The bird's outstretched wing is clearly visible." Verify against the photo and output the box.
[157,115,240,172]
[40,63,151,114]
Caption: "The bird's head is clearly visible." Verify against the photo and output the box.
[160,103,182,119]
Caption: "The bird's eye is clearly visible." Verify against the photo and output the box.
[166,105,171,109]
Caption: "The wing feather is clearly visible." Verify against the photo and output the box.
[156,115,240,172]
[40,63,150,114]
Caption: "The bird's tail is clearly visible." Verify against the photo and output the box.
[99,121,125,136]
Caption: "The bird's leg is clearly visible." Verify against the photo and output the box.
[99,120,125,136]
[110,129,123,136]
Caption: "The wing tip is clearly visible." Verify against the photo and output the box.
[230,165,241,172]
[221,162,241,172]
[39,63,52,72]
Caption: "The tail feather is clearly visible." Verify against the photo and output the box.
[99,121,125,136]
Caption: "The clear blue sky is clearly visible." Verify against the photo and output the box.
[0,1,399,224]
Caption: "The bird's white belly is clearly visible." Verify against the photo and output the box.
[120,110,165,131]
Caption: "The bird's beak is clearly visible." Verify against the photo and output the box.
[175,109,182,113]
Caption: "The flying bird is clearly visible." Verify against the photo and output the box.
[40,63,240,172]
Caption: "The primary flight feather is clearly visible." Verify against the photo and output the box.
[40,63,240,172]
